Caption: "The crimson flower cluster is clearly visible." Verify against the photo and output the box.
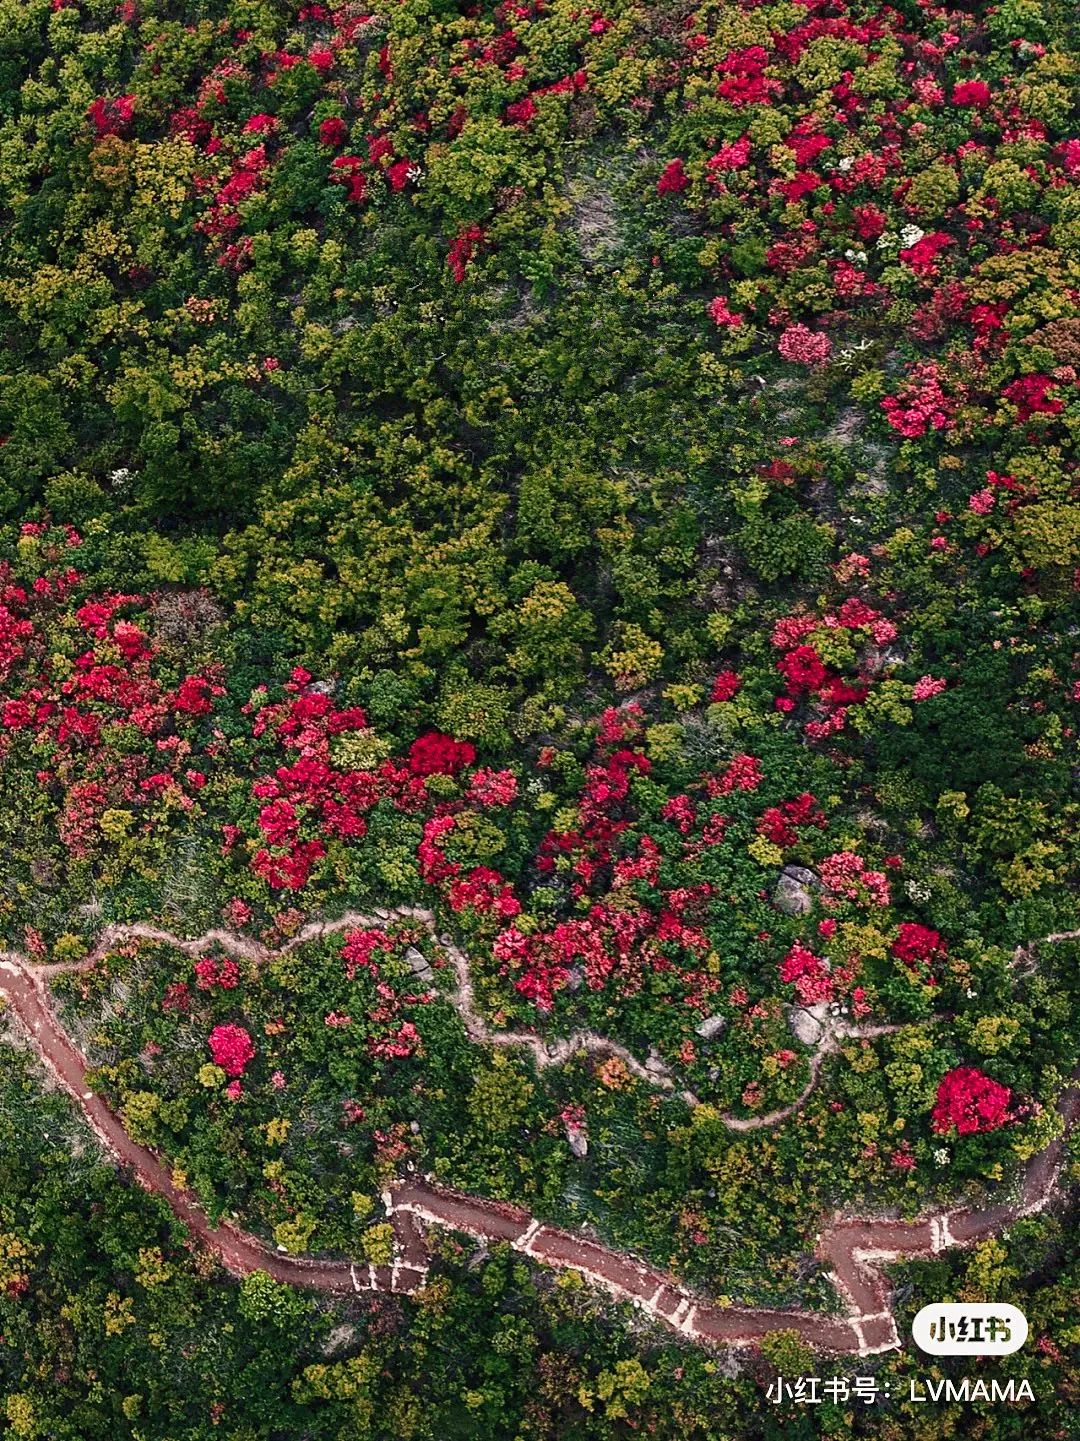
[931,1066,1012,1137]
[208,1023,255,1078]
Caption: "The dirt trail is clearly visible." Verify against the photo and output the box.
[27,906,912,1131]
[0,918,1075,1358]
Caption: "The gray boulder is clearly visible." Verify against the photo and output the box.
[694,1013,727,1042]
[773,865,820,916]
[564,1120,589,1159]
[787,1002,829,1047]
[404,945,434,983]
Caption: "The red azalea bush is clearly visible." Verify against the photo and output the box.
[778,941,833,1005]
[447,225,485,282]
[931,1066,1012,1137]
[656,158,688,195]
[777,324,831,368]
[892,923,945,966]
[710,669,742,702]
[87,95,136,138]
[890,921,945,986]
[408,730,476,776]
[208,1023,255,1077]
[318,117,348,147]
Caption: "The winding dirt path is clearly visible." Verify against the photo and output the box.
[0,914,1076,1357]
[26,906,911,1131]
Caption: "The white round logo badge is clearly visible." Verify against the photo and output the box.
[912,1303,1028,1355]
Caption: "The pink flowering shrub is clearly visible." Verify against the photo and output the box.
[931,1067,1012,1136]
[87,95,136,138]
[208,1024,255,1077]
[891,922,945,986]
[881,363,957,438]
[777,325,831,367]
[466,768,518,808]
[656,158,688,195]
[709,670,742,702]
[778,941,833,1005]
[1002,375,1064,422]
[409,731,476,776]
[951,80,992,109]
[819,851,890,908]
[447,226,485,282]
[911,675,946,702]
[194,957,240,991]
[707,296,743,328]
